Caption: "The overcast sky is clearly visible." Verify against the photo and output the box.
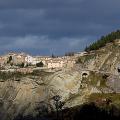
[0,0,120,56]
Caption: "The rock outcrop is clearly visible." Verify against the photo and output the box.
[0,69,101,119]
[82,41,120,75]
[1,40,120,119]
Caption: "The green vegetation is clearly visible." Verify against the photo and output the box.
[77,54,95,63]
[31,70,52,76]
[85,30,120,51]
[65,52,74,56]
[88,93,120,108]
[0,71,25,81]
[7,56,12,63]
[20,62,24,68]
[36,61,44,67]
[76,57,82,64]
[0,70,52,81]
[84,55,95,62]
[88,72,107,87]
[51,53,56,58]
[16,62,25,68]
[9,56,12,62]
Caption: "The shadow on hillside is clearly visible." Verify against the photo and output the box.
[13,102,120,120]
[73,102,120,120]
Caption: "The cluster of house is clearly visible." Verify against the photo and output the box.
[0,52,78,70]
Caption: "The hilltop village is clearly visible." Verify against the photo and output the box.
[0,52,86,73]
[1,31,120,120]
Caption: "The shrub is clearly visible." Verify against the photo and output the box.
[36,62,44,67]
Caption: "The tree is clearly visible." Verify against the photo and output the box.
[20,62,24,68]
[17,62,24,68]
[9,56,12,61]
[52,53,56,58]
[7,56,12,63]
[76,57,82,64]
[65,52,74,56]
[85,30,120,51]
[10,62,13,66]
[52,95,64,120]
[36,61,44,67]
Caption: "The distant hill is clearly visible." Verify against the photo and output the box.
[85,30,120,51]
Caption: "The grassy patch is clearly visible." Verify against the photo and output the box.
[88,93,120,108]
[78,54,96,63]
[88,72,107,87]
[0,70,53,82]
[0,71,25,81]
[30,70,53,76]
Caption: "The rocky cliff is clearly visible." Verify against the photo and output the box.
[1,40,120,120]
[0,68,119,120]
[81,40,120,75]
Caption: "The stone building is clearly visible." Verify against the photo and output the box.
[0,57,5,67]
[25,55,33,64]
[47,60,64,68]
[12,54,26,65]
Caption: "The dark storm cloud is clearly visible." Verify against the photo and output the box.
[0,0,83,9]
[0,0,120,55]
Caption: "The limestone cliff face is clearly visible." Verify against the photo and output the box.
[0,77,47,120]
[0,69,102,120]
[0,67,120,119]
[47,70,81,101]
[47,70,102,108]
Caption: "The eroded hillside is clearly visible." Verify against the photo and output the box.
[1,40,120,120]
[0,65,120,120]
[80,40,120,75]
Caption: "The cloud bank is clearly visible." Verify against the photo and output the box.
[0,0,120,55]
